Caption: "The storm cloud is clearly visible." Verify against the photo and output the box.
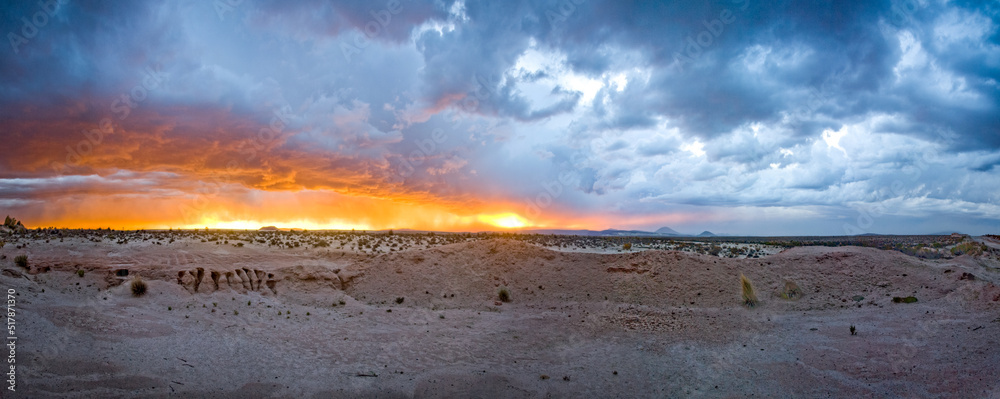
[1,0,998,234]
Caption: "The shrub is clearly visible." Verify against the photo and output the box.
[951,242,987,256]
[623,243,632,251]
[708,245,722,256]
[740,274,758,308]
[130,277,147,297]
[892,296,917,303]
[498,287,511,303]
[395,297,404,304]
[14,255,28,268]
[77,269,85,277]
[780,280,802,300]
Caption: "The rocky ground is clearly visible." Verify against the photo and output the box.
[1,233,999,398]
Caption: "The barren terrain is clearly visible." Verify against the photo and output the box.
[2,231,999,398]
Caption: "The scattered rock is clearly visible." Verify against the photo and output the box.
[2,268,23,278]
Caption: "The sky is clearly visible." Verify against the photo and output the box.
[1,0,999,235]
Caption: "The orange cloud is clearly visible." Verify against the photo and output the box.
[15,185,539,231]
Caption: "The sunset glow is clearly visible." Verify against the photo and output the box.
[477,213,531,229]
[180,219,373,232]
[1,1,998,235]
[6,3,1000,398]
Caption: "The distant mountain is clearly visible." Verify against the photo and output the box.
[514,229,599,236]
[599,229,659,236]
[519,228,694,237]
[926,231,963,236]
[697,231,716,237]
[654,227,681,235]
[520,228,661,236]
[258,226,279,231]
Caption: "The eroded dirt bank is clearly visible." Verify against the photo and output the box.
[2,237,999,398]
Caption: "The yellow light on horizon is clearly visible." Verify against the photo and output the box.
[477,213,530,229]
[181,218,373,231]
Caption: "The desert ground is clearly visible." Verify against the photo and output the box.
[1,230,999,398]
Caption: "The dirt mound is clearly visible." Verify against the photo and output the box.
[349,239,752,309]
[6,235,1000,398]
[760,246,1000,310]
[347,240,1000,312]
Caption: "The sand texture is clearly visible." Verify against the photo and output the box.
[2,233,999,398]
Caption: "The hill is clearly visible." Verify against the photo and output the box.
[655,226,681,235]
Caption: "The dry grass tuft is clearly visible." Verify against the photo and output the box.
[498,287,511,303]
[780,280,802,300]
[130,276,147,297]
[14,255,28,269]
[740,273,758,308]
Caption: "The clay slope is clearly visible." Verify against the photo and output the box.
[347,239,1000,311]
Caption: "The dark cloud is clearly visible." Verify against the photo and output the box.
[0,0,998,233]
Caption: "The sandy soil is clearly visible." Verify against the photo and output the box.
[535,241,783,258]
[1,234,999,398]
